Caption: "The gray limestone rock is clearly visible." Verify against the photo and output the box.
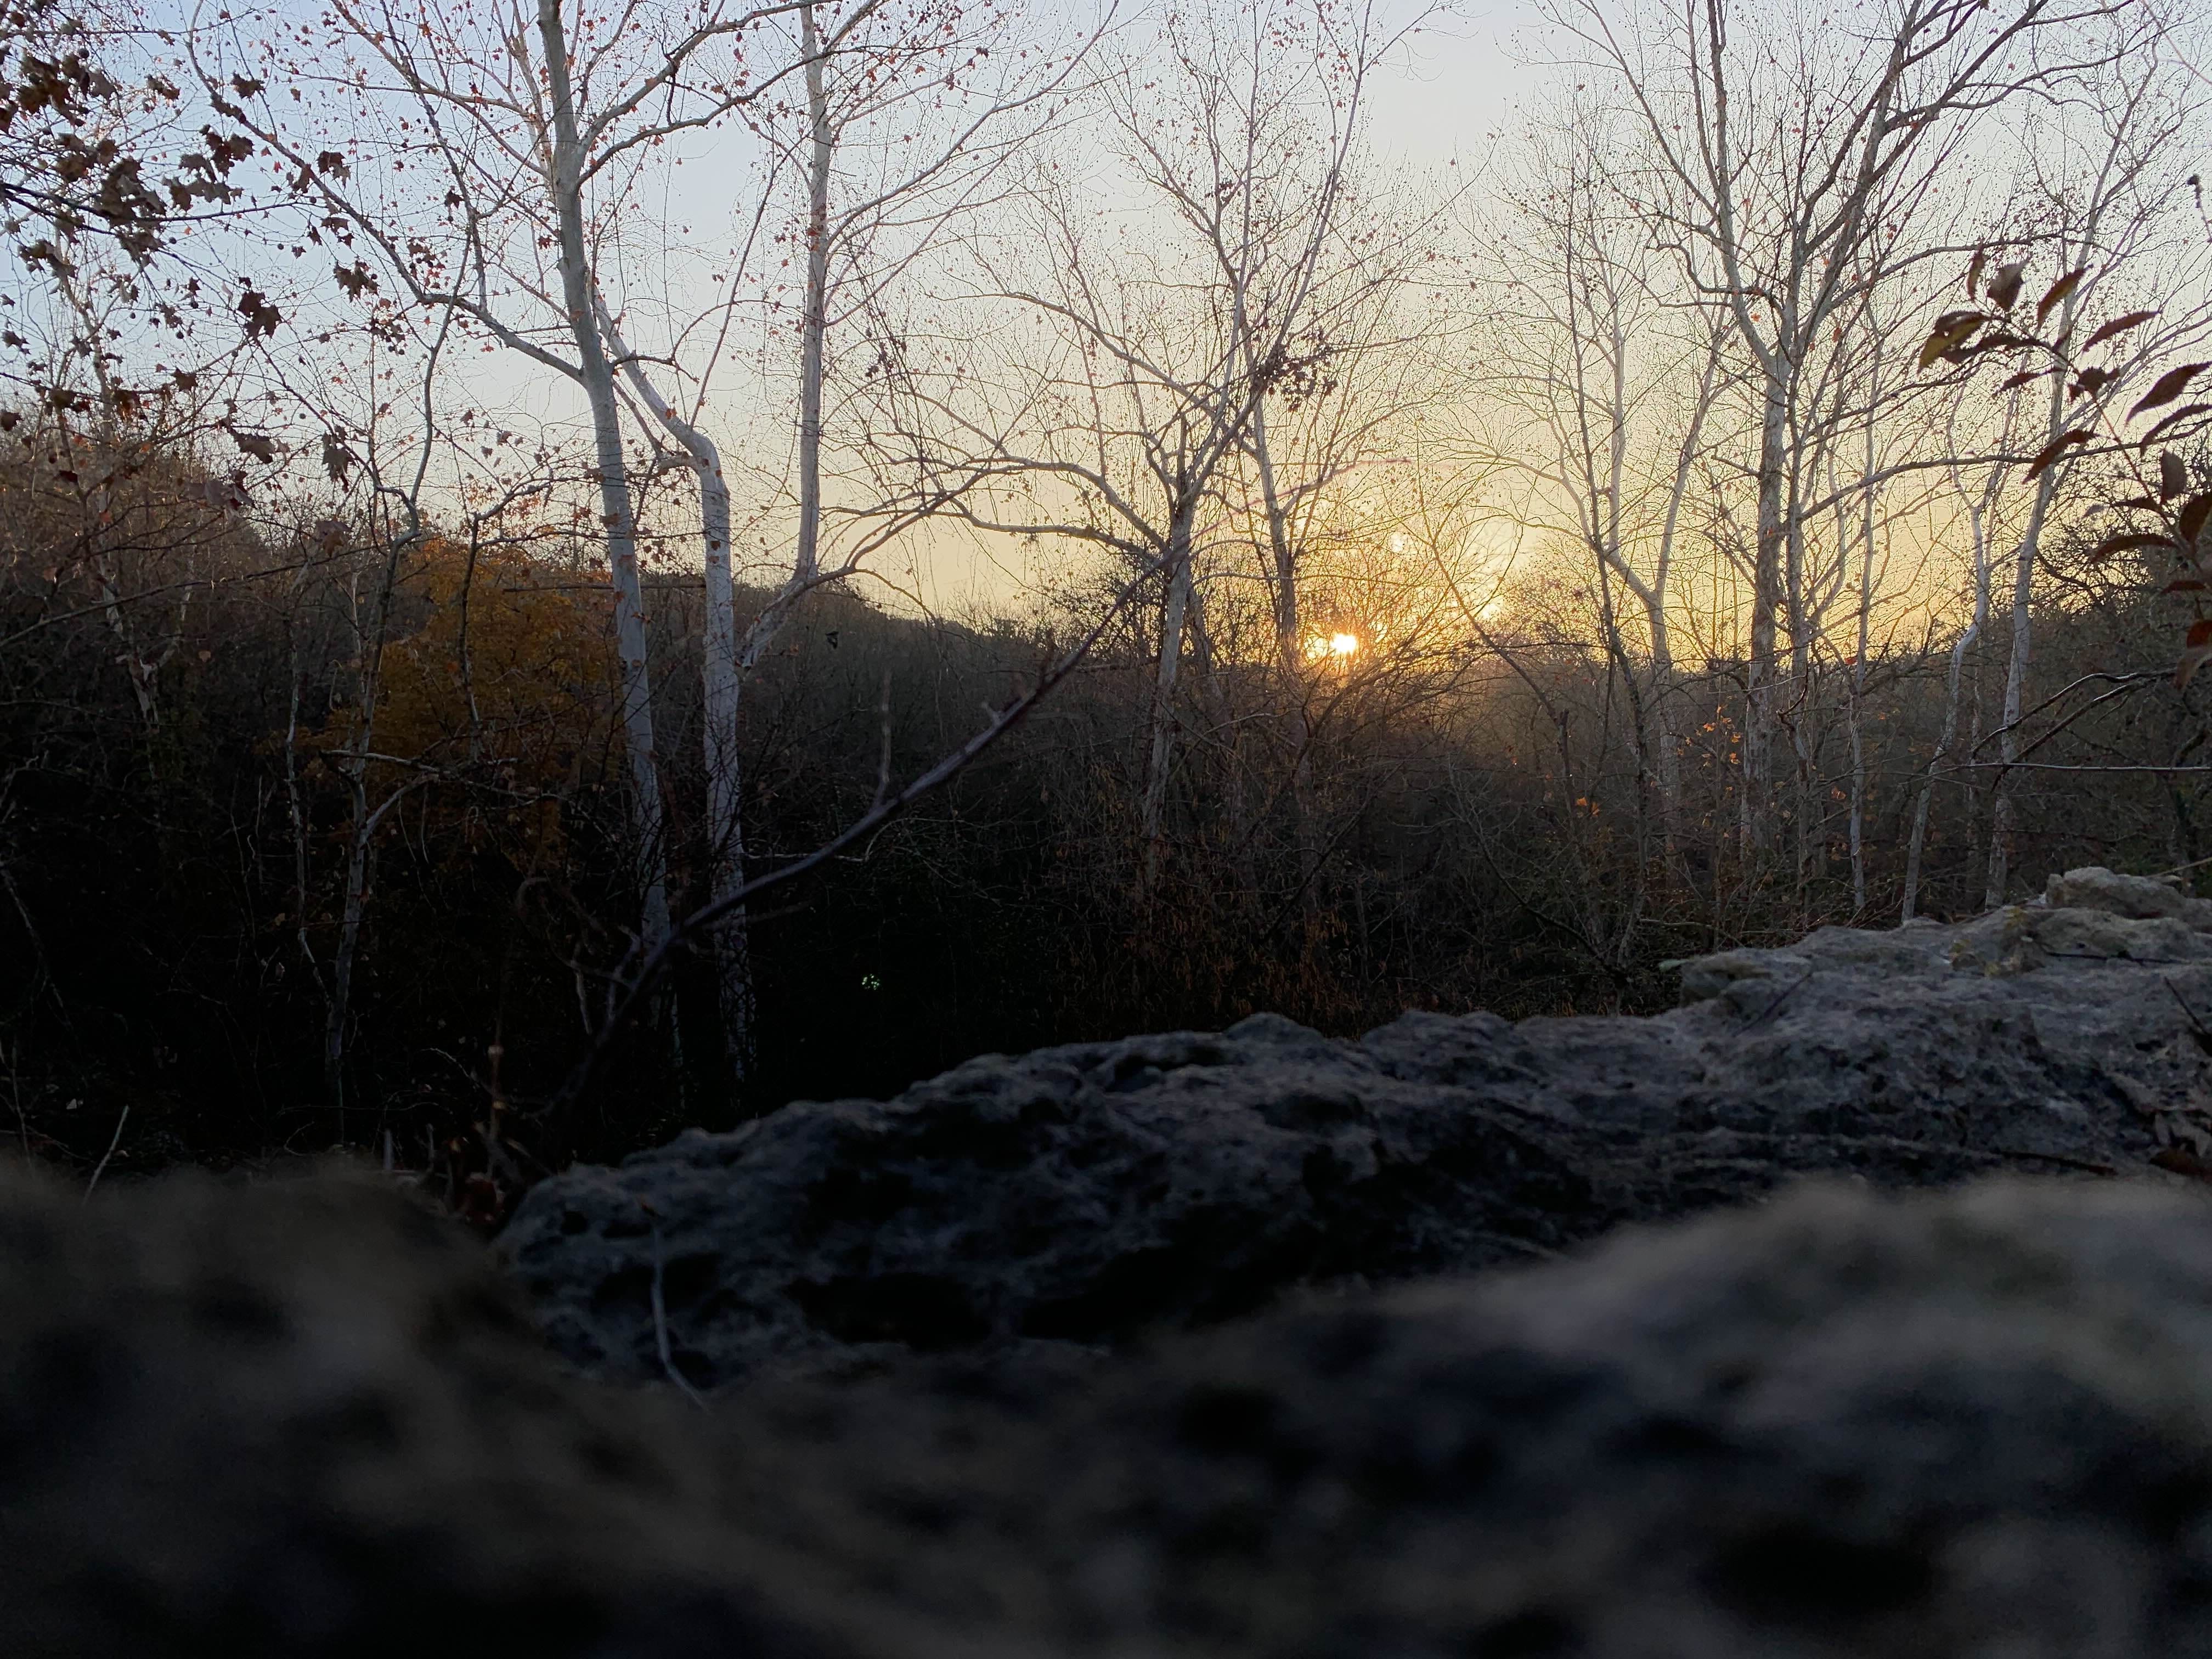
[37,871,2212,1656]
[794,1176,2212,1658]
[2046,863,2212,926]
[503,870,2212,1386]
[28,1167,2212,1655]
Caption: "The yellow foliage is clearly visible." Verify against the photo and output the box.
[325,536,616,866]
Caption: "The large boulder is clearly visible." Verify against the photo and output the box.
[24,1167,2212,1655]
[744,1176,2212,1659]
[503,869,2212,1386]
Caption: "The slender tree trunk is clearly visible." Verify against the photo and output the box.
[1645,594,1681,862]
[281,589,326,1006]
[1846,571,1872,915]
[1184,586,1261,900]
[1787,505,1820,891]
[1644,339,1718,868]
[795,0,832,583]
[1248,405,1320,929]
[322,528,410,1134]
[1142,503,1197,895]
[1985,481,2051,909]
[1593,566,1652,959]
[1847,357,1878,916]
[94,554,169,734]
[1985,369,2071,910]
[1901,455,1989,926]
[538,0,672,953]
[694,446,753,1086]
[600,304,756,1093]
[325,785,373,1124]
[1902,601,1980,922]
[1252,403,1302,682]
[1745,377,1788,859]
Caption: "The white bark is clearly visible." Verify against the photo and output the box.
[599,300,755,1083]
[538,0,673,953]
[795,0,832,584]
[1985,222,2112,905]
[1985,456,2057,909]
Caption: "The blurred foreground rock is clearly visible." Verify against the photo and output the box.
[19,1170,2212,1654]
[0,1172,842,1657]
[507,866,2212,1386]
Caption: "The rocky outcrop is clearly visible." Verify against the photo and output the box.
[503,867,2212,1386]
[21,1164,2212,1655]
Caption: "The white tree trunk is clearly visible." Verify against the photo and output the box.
[599,302,755,1086]
[538,0,672,953]
[795,1,832,583]
[1984,318,2080,910]
[1743,379,1788,857]
[1985,476,2052,909]
[1847,351,1879,916]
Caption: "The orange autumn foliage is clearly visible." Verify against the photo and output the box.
[319,536,617,865]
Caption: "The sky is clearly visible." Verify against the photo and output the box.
[883,0,1550,617]
[1365,0,1540,165]
[432,0,1553,619]
[12,0,1556,621]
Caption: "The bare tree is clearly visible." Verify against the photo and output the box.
[1559,0,2129,860]
[590,0,1095,1094]
[895,0,1430,895]
[1482,94,1734,876]
[197,0,812,968]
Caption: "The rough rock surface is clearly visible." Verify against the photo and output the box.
[26,1166,2212,1654]
[504,866,2212,1386]
[753,1177,2212,1659]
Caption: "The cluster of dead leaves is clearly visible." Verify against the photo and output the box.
[1921,250,2211,689]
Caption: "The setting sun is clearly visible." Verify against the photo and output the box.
[1306,632,1362,662]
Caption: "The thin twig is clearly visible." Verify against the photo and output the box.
[650,1222,707,1412]
[1742,969,1815,1029]
[83,1103,128,1201]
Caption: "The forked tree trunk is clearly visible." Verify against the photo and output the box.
[600,302,756,1092]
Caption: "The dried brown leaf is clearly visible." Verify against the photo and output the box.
[2083,310,2158,352]
[2024,428,2091,481]
[2131,362,2210,421]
